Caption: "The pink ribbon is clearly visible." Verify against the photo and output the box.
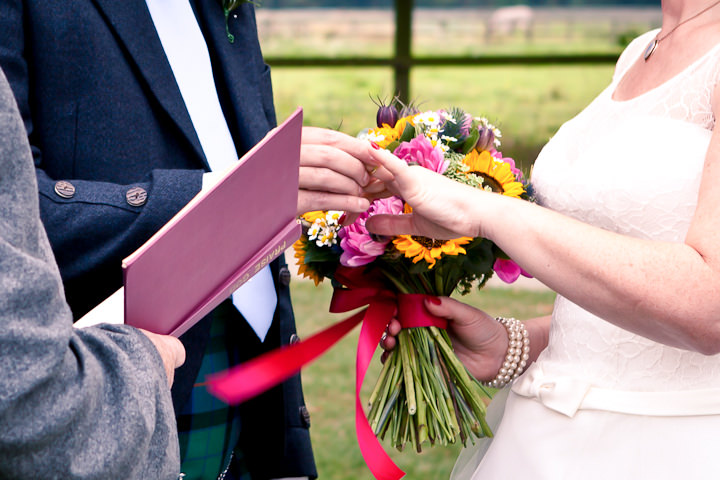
[207,267,447,480]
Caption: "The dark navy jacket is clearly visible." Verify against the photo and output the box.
[0,0,315,477]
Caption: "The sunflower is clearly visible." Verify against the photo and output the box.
[300,210,327,224]
[393,235,473,269]
[293,238,323,286]
[368,115,415,149]
[462,150,525,198]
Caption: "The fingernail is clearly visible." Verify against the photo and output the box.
[426,296,442,305]
[338,212,347,224]
[370,142,380,150]
[369,233,390,243]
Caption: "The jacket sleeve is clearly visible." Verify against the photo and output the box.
[0,0,204,316]
[0,67,180,480]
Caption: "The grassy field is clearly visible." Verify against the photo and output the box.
[290,279,556,479]
[271,64,614,173]
[262,7,660,172]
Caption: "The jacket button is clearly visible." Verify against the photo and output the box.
[299,405,311,428]
[289,333,301,345]
[279,266,291,286]
[126,187,147,207]
[54,180,76,199]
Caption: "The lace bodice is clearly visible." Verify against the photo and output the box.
[529,31,720,390]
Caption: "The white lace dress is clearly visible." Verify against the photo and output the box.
[452,30,720,479]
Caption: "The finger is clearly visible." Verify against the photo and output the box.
[386,318,402,336]
[423,296,493,328]
[367,147,406,183]
[297,190,370,216]
[301,143,371,187]
[170,336,186,368]
[363,178,390,195]
[341,212,360,226]
[364,213,415,236]
[366,212,460,240]
[380,334,397,352]
[299,166,365,196]
[302,127,377,167]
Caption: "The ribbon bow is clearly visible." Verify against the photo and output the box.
[207,266,447,480]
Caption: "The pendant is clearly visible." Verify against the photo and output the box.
[643,39,658,61]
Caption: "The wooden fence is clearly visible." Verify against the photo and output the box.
[261,1,660,103]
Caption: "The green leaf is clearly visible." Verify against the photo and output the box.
[461,127,480,154]
[398,124,416,143]
[302,245,341,264]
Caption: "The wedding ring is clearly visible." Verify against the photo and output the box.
[380,332,388,343]
[368,165,379,175]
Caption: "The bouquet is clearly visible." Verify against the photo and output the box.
[293,100,531,454]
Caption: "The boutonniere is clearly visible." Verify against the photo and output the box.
[222,0,260,43]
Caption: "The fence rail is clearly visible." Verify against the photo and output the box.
[260,1,659,103]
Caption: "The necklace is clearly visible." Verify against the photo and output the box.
[644,0,720,61]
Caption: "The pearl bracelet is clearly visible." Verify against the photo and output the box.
[483,317,530,389]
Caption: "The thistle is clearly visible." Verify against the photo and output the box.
[372,95,401,128]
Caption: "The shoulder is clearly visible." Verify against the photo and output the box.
[612,29,660,82]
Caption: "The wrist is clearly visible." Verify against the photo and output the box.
[482,317,530,388]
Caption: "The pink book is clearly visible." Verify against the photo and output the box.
[122,108,303,337]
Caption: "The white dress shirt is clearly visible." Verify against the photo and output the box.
[145,0,276,342]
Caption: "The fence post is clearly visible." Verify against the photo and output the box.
[394,0,413,104]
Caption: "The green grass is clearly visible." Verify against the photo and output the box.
[271,64,614,174]
[290,279,556,479]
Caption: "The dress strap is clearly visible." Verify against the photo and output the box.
[612,29,660,83]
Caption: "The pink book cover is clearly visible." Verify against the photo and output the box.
[122,108,303,337]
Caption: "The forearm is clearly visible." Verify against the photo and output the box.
[481,193,720,353]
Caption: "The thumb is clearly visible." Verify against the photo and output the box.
[424,296,492,328]
[365,213,416,236]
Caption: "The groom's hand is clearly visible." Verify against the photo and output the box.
[298,127,389,217]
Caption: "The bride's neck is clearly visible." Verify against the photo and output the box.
[660,0,720,28]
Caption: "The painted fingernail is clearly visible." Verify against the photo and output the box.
[370,142,380,150]
[427,296,442,305]
[338,212,347,224]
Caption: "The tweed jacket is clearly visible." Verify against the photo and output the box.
[0,0,315,477]
[0,67,179,480]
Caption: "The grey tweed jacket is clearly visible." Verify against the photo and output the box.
[0,69,180,478]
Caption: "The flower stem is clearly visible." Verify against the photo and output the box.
[398,330,417,415]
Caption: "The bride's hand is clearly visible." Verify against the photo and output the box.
[366,147,492,240]
[380,297,509,382]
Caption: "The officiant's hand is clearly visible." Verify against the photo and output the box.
[298,127,390,217]
[140,329,186,387]
[380,297,508,382]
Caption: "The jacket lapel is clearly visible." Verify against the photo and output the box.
[193,1,274,153]
[90,0,207,165]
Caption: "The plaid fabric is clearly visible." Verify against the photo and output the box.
[177,305,251,480]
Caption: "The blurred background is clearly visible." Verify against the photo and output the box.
[261,0,661,172]
[269,1,660,478]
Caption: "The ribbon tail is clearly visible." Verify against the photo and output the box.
[207,310,365,404]
[355,302,405,480]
